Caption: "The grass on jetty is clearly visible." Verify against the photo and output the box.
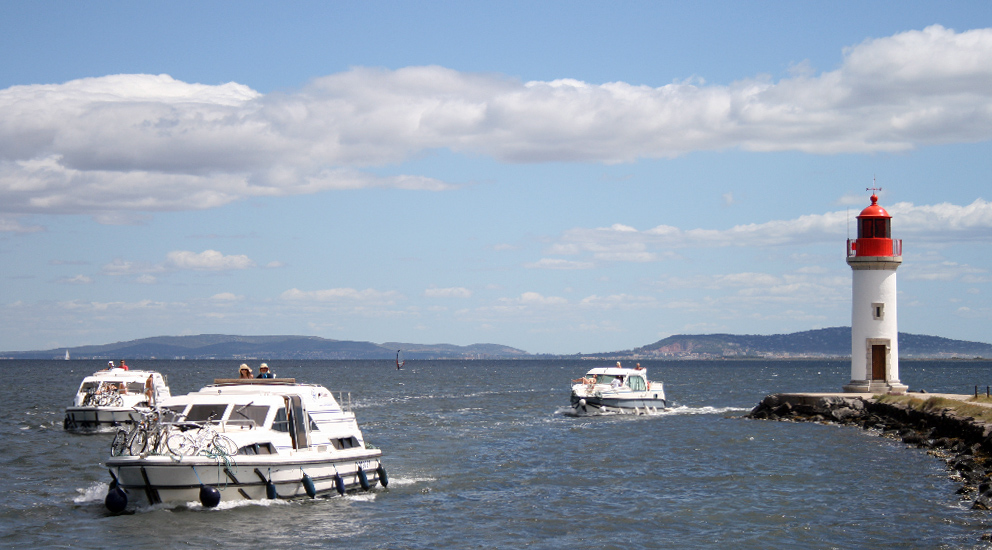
[876,394,992,423]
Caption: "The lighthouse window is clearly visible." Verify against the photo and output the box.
[872,302,884,320]
[858,218,890,239]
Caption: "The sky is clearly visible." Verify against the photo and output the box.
[2,1,992,355]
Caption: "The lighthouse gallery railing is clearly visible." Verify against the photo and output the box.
[847,238,902,258]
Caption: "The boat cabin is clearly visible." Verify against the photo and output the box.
[158,380,366,455]
[579,367,650,391]
[72,370,170,408]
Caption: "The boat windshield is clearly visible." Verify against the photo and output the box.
[185,404,229,422]
[597,375,620,385]
[229,404,269,428]
[628,376,646,391]
[272,407,290,432]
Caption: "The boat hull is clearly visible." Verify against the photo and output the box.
[106,450,385,508]
[569,392,667,415]
[64,407,143,432]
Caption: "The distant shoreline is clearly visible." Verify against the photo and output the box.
[3,356,991,362]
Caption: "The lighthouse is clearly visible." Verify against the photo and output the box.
[843,191,908,394]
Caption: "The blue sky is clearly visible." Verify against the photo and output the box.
[2,1,992,354]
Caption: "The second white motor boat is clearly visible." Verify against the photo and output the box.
[103,378,386,512]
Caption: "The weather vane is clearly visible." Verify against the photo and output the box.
[867,175,882,194]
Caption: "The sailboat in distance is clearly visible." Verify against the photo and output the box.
[396,350,404,370]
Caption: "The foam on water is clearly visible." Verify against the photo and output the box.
[73,482,109,504]
[555,404,750,417]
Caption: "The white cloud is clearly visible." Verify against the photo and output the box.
[579,294,658,309]
[280,287,402,304]
[903,260,989,282]
[0,215,44,233]
[424,286,472,298]
[102,259,166,276]
[525,258,595,270]
[58,299,176,312]
[57,274,92,284]
[2,26,992,218]
[211,292,243,301]
[165,250,255,271]
[102,250,257,276]
[547,199,992,264]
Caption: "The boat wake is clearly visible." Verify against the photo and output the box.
[557,404,750,417]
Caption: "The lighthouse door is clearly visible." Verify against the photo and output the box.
[871,345,886,380]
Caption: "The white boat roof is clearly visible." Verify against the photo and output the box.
[164,379,332,404]
[81,369,167,383]
[584,367,648,376]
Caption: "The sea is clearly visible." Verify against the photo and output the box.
[3,358,992,549]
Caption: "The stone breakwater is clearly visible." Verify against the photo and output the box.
[748,393,992,510]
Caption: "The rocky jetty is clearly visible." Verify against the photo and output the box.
[748,393,992,510]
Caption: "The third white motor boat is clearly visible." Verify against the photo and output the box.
[64,364,171,432]
[103,377,387,512]
[569,364,667,415]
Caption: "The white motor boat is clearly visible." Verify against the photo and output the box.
[63,366,171,432]
[569,365,666,415]
[103,378,387,512]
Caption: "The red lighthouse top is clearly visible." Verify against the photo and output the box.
[857,194,891,220]
[848,192,901,258]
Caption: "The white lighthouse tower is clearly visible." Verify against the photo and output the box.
[843,191,908,394]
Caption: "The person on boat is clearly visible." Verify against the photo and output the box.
[256,363,274,379]
[635,363,644,370]
[239,364,253,379]
[144,374,156,406]
[119,359,129,371]
[117,381,127,394]
[611,376,623,389]
[105,360,115,371]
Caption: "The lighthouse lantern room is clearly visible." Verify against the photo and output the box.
[843,192,908,394]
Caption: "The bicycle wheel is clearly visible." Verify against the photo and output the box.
[212,435,238,456]
[111,429,128,456]
[128,429,148,455]
[111,395,124,407]
[166,433,194,456]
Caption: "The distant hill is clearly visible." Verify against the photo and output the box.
[614,327,992,359]
[0,334,529,360]
[3,328,990,360]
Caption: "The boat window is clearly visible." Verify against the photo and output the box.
[161,406,186,422]
[163,405,186,418]
[185,404,229,422]
[80,382,100,393]
[308,414,319,431]
[237,442,275,455]
[271,407,290,432]
[628,376,646,391]
[598,375,618,384]
[230,404,269,428]
[332,437,360,450]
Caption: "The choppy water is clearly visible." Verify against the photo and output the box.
[3,359,992,549]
